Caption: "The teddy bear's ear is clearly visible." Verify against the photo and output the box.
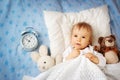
[110,35,116,40]
[39,45,48,56]
[30,52,40,62]
[98,37,104,44]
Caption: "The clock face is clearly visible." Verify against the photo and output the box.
[22,33,38,51]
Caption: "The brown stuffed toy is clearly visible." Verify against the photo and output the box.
[94,35,120,64]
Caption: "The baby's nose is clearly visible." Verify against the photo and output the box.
[77,38,81,42]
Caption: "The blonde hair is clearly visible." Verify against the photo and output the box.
[71,22,93,44]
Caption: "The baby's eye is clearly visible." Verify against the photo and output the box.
[82,36,85,38]
[74,35,78,37]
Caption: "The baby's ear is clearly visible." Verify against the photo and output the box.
[39,45,48,56]
[89,40,92,45]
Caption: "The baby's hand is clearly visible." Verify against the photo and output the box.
[84,53,99,64]
[66,48,80,60]
[71,48,80,56]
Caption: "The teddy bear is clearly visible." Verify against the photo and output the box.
[30,45,63,72]
[94,35,120,64]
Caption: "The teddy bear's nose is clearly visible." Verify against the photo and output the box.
[108,39,112,43]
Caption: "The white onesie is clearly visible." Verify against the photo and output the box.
[63,45,106,68]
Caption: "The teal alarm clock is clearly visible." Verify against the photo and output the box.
[21,27,39,51]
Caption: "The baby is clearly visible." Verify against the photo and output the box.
[63,22,106,68]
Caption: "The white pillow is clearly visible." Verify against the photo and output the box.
[44,5,111,57]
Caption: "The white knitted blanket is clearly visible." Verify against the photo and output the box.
[23,56,107,80]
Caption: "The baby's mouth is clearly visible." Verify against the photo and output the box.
[76,43,81,46]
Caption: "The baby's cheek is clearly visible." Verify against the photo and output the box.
[71,43,75,47]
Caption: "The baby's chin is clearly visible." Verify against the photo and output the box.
[74,46,87,50]
[72,44,84,50]
[73,46,82,50]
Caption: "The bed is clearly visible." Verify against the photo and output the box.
[0,0,120,80]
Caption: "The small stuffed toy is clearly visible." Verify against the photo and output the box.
[94,35,120,64]
[30,45,63,72]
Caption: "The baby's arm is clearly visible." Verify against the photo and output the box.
[85,51,106,68]
[84,53,99,64]
[95,53,106,68]
[66,48,80,60]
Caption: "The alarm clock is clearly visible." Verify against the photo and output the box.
[21,27,39,51]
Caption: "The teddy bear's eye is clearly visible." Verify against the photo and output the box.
[44,61,46,64]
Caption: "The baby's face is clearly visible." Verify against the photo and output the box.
[71,28,91,50]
